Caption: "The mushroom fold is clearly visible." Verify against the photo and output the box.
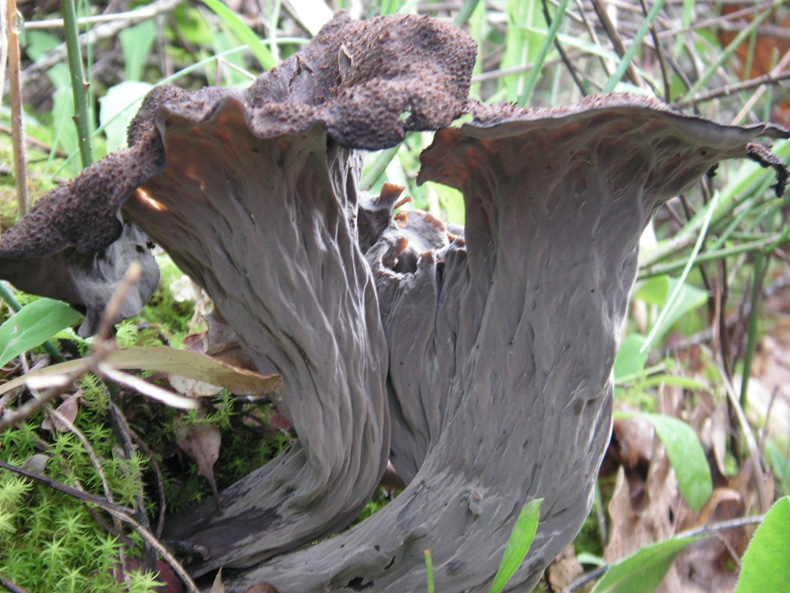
[0,12,788,593]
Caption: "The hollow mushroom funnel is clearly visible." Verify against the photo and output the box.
[1,12,789,593]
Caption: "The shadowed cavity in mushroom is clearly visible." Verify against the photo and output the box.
[223,103,788,593]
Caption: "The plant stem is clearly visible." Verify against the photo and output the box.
[454,0,481,27]
[518,0,572,106]
[740,252,766,409]
[638,234,788,280]
[602,0,667,93]
[361,146,399,190]
[61,0,93,168]
[7,0,28,217]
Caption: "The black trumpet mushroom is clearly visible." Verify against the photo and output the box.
[1,11,787,593]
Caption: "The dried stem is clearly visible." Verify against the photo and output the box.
[7,0,27,217]
[0,573,31,593]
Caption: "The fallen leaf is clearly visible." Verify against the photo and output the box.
[0,346,281,400]
[176,422,222,512]
[41,392,81,433]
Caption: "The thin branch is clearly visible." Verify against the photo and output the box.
[18,0,183,88]
[0,458,199,593]
[717,362,770,513]
[0,574,31,593]
[732,49,790,125]
[0,372,85,432]
[24,1,184,30]
[674,71,790,110]
[7,0,27,217]
[590,0,642,88]
[0,459,134,514]
[108,510,201,593]
[541,0,587,96]
[638,0,670,102]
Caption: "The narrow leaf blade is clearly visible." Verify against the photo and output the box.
[0,299,82,367]
[202,0,276,70]
[489,498,542,593]
[592,535,703,593]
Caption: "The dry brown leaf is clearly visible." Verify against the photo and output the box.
[176,422,222,512]
[547,544,583,590]
[168,375,223,398]
[605,443,681,593]
[41,392,81,433]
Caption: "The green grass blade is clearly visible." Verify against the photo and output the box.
[0,299,83,367]
[454,0,482,26]
[517,0,571,106]
[641,189,721,352]
[203,0,277,70]
[592,534,704,593]
[425,550,435,593]
[488,498,543,593]
[602,0,667,93]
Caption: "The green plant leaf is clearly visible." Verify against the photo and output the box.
[488,498,542,593]
[613,334,649,381]
[202,0,276,70]
[99,81,154,153]
[633,276,670,306]
[120,19,156,81]
[592,534,703,593]
[0,346,282,398]
[736,496,790,593]
[641,413,712,511]
[0,299,83,367]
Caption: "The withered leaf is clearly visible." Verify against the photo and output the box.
[41,392,81,433]
[176,422,222,512]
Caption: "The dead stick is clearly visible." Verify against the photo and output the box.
[7,0,27,217]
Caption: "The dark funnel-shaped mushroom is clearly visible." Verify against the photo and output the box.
[223,97,788,593]
[0,11,478,576]
[1,11,788,593]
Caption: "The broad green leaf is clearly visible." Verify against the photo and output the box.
[633,276,670,307]
[202,0,276,70]
[641,413,712,511]
[0,299,83,367]
[592,535,703,593]
[613,334,649,381]
[120,19,156,81]
[736,497,790,593]
[99,81,154,153]
[489,498,542,593]
[0,346,281,398]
